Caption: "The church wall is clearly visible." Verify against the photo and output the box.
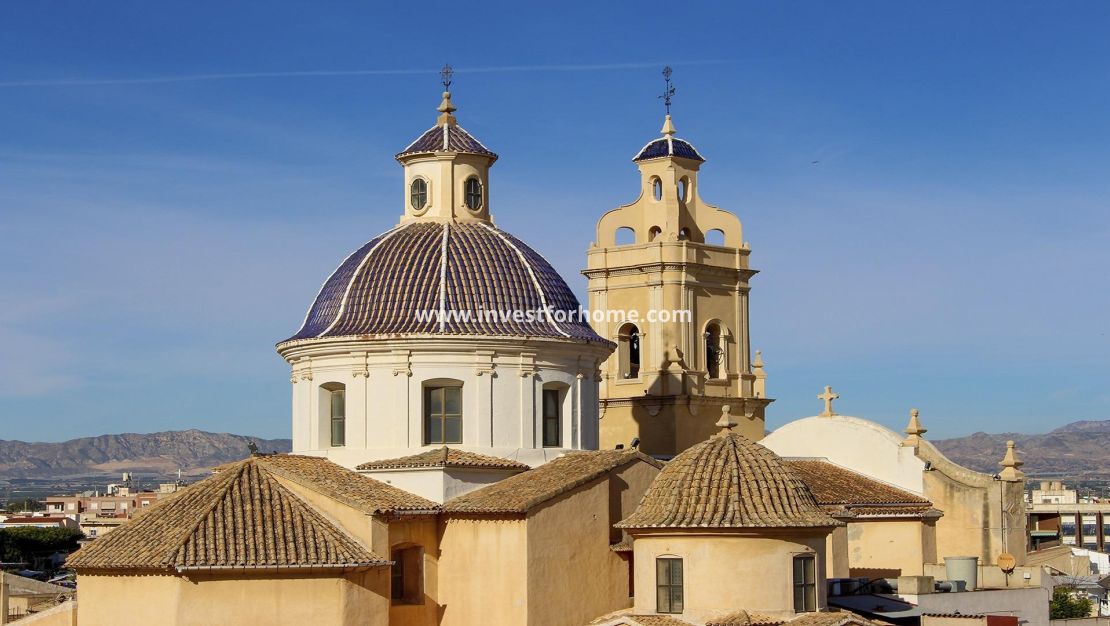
[845,519,932,578]
[281,337,609,470]
[922,462,1027,566]
[761,416,927,494]
[524,460,660,626]
[826,525,850,578]
[388,517,441,626]
[436,517,528,626]
[601,400,764,457]
[630,531,829,621]
[76,569,388,626]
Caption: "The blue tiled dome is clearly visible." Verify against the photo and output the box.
[633,136,704,163]
[282,222,608,345]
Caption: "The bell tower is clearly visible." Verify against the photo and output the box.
[583,68,772,456]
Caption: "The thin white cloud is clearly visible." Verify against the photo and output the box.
[0,60,736,88]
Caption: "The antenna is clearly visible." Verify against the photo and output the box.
[658,66,675,115]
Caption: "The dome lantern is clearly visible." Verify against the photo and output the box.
[396,65,498,225]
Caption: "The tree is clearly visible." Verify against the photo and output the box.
[1050,586,1094,619]
[4,499,45,514]
[0,527,85,568]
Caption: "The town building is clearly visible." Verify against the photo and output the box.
[44,477,179,538]
[0,516,79,531]
[1026,481,1110,552]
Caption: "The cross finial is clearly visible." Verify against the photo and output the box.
[658,66,675,116]
[440,63,454,91]
[818,385,839,417]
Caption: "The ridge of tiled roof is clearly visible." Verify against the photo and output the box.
[66,458,387,572]
[783,459,935,518]
[396,123,498,160]
[784,611,878,626]
[705,611,786,626]
[283,221,609,345]
[443,449,662,515]
[355,447,530,471]
[254,454,440,515]
[633,136,705,163]
[617,432,841,530]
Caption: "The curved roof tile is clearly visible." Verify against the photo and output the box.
[617,432,840,530]
[282,221,608,345]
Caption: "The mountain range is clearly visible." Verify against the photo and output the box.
[0,430,291,478]
[932,420,1110,478]
[0,419,1105,480]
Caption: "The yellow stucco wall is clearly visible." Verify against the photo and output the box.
[630,531,829,622]
[270,474,443,626]
[388,517,441,626]
[919,443,1027,565]
[601,400,765,457]
[438,458,660,626]
[845,519,935,577]
[524,460,659,626]
[76,569,388,626]
[437,517,529,626]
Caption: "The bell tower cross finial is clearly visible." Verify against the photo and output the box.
[659,66,675,115]
[440,63,454,90]
[436,63,457,125]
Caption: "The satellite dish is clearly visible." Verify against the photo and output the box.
[997,552,1017,573]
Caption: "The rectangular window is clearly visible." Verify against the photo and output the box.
[656,558,683,614]
[1062,521,1077,537]
[542,389,561,448]
[424,386,462,445]
[329,387,346,447]
[391,546,423,605]
[793,554,817,612]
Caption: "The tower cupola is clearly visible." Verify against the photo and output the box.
[395,65,498,224]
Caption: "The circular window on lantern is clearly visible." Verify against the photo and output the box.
[464,177,483,210]
[410,178,428,211]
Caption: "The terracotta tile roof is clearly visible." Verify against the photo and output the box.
[706,611,785,626]
[609,537,634,553]
[444,449,662,515]
[282,221,609,345]
[783,459,935,518]
[356,447,530,471]
[66,458,387,572]
[785,612,878,626]
[587,613,692,626]
[254,454,440,515]
[617,432,840,530]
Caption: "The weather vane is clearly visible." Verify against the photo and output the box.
[440,63,454,91]
[659,66,675,115]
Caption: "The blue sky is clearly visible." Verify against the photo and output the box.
[1,1,1108,442]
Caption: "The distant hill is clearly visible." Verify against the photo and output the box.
[0,430,291,478]
[933,420,1110,478]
